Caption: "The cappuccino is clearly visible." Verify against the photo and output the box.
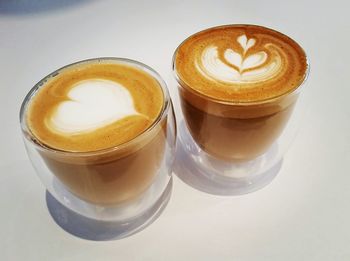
[175,24,307,102]
[23,58,169,205]
[174,25,308,161]
[27,62,163,152]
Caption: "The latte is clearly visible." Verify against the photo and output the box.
[23,58,171,205]
[27,61,164,152]
[174,25,308,161]
[174,24,307,102]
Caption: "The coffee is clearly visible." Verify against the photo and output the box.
[175,24,307,102]
[174,25,308,161]
[27,62,163,152]
[24,58,169,205]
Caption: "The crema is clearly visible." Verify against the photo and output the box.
[27,61,164,152]
[174,25,307,103]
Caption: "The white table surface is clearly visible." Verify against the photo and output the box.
[1,0,350,260]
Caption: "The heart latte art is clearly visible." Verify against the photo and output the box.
[175,25,308,102]
[50,80,140,134]
[27,61,164,152]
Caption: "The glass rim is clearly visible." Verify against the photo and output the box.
[172,24,310,106]
[19,57,171,157]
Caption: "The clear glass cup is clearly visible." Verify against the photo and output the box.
[172,25,310,195]
[20,58,176,240]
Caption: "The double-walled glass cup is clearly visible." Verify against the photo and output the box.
[20,58,176,239]
[173,25,309,195]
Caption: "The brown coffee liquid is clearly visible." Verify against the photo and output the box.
[174,25,308,161]
[175,25,307,102]
[41,120,167,205]
[27,62,164,152]
[24,60,168,205]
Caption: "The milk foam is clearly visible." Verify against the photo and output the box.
[50,79,139,134]
[175,25,308,102]
[196,34,282,84]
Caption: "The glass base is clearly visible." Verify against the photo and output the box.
[175,121,283,195]
[46,177,173,241]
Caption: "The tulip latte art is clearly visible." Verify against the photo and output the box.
[175,25,307,102]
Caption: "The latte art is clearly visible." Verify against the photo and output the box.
[50,80,140,134]
[26,61,164,152]
[174,25,308,102]
[197,34,283,84]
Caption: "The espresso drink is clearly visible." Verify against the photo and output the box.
[174,25,308,161]
[25,59,167,205]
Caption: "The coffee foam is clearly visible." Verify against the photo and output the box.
[27,62,164,152]
[175,25,308,102]
[50,79,140,134]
